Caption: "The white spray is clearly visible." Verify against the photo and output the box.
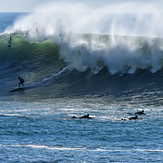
[5,1,163,74]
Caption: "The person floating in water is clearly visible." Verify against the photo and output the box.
[80,114,92,119]
[126,110,146,115]
[129,115,138,120]
[134,110,146,115]
[18,77,25,87]
[121,115,140,121]
[71,114,92,119]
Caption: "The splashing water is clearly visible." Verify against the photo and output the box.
[4,1,163,74]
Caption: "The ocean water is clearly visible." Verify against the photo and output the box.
[1,2,163,162]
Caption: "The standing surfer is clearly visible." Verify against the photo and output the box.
[18,77,25,87]
[8,36,12,47]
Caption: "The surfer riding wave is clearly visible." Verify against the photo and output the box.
[8,36,12,47]
[18,77,25,87]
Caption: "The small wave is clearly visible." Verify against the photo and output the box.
[1,144,163,152]
[0,114,26,118]
[27,66,69,88]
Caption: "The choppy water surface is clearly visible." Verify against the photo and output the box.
[0,95,163,162]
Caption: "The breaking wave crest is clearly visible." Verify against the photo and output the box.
[3,1,163,75]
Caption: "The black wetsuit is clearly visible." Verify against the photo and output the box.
[134,110,145,115]
[80,114,92,119]
[18,77,25,87]
[129,115,138,120]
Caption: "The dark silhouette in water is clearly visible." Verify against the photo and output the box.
[134,110,146,115]
[80,114,92,119]
[8,36,12,47]
[18,77,25,87]
[121,115,141,121]
[71,116,77,119]
[129,115,138,120]
[71,114,92,119]
[126,110,146,115]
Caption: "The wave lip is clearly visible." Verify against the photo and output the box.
[3,2,163,75]
[1,32,163,98]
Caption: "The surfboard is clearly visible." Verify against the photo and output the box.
[10,87,25,92]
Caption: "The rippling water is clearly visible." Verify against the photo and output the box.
[0,95,163,162]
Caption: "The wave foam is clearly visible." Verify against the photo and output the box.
[3,2,163,75]
[1,144,163,152]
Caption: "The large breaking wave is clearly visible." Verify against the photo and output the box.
[4,2,163,74]
[1,1,163,97]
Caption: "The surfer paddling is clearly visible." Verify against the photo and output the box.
[18,77,25,87]
[80,114,92,119]
[71,114,92,119]
[134,110,146,115]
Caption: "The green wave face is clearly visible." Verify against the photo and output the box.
[1,32,163,98]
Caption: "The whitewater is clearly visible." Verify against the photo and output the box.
[0,1,163,162]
